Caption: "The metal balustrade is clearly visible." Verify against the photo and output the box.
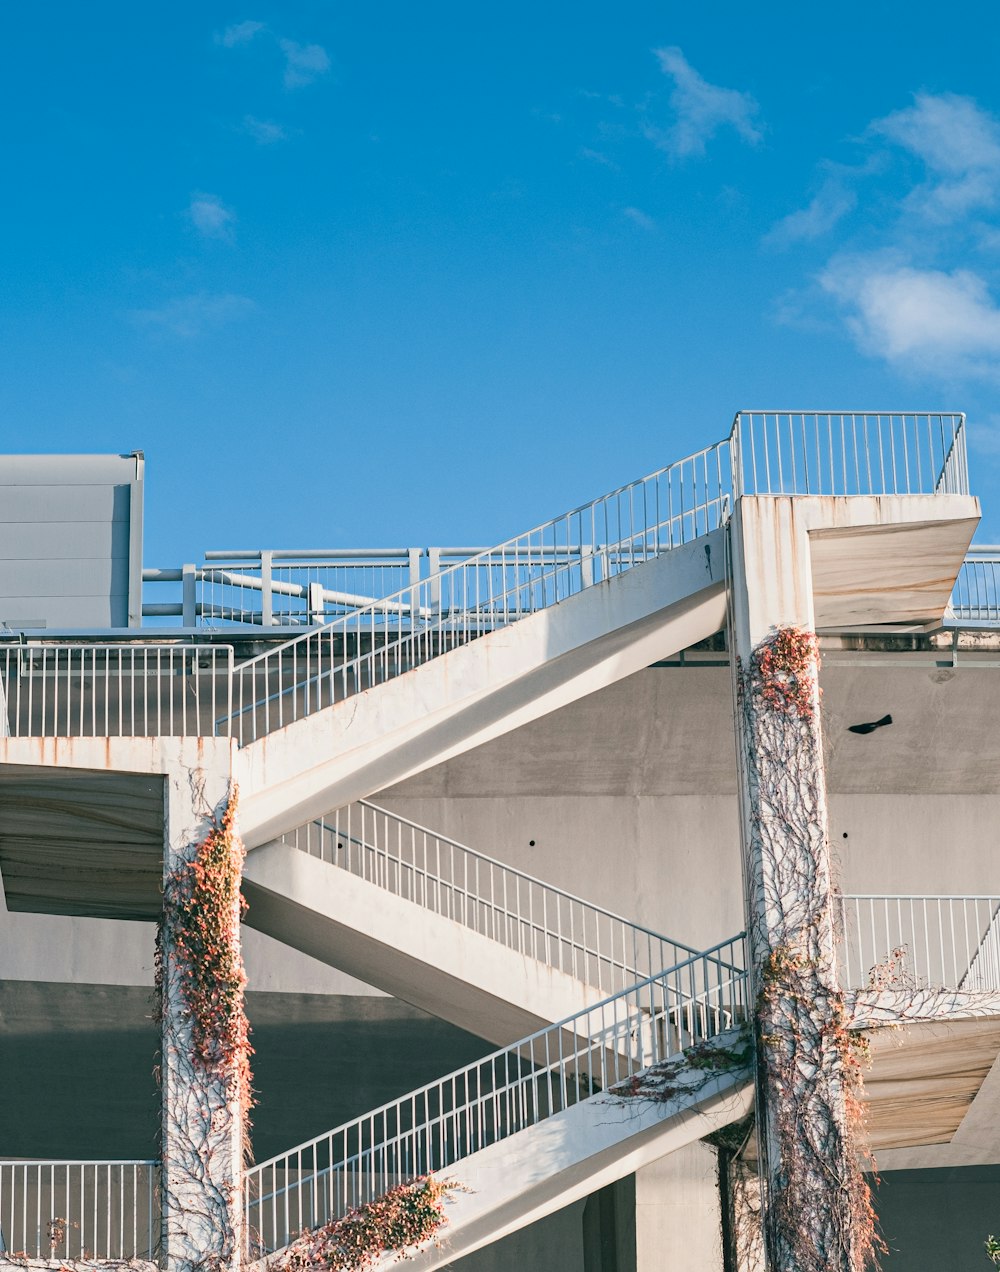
[0,643,234,739]
[836,894,1000,992]
[732,411,968,497]
[948,549,1000,624]
[244,938,748,1256]
[281,801,710,998]
[143,550,439,628]
[0,1160,159,1262]
[230,442,732,741]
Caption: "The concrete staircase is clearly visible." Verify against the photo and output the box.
[244,954,752,1266]
[243,800,736,1047]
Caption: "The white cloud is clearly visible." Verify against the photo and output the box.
[279,38,330,88]
[243,115,287,144]
[132,293,255,339]
[872,93,1000,222]
[765,176,857,247]
[649,46,761,158]
[623,206,655,230]
[579,146,618,170]
[820,256,1000,377]
[187,193,236,242]
[218,20,265,47]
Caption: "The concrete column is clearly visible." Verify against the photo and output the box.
[635,1144,723,1271]
[729,498,870,1272]
[160,744,244,1272]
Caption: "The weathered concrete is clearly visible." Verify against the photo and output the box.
[243,840,605,1047]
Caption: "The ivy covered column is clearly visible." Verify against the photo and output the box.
[158,749,251,1272]
[729,498,879,1272]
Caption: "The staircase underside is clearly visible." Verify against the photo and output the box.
[243,842,605,1047]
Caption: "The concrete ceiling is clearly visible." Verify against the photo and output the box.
[865,1018,1000,1156]
[0,764,164,919]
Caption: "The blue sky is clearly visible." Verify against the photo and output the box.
[3,3,1000,562]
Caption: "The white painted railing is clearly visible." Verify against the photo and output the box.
[280,801,706,997]
[143,549,506,628]
[230,443,732,741]
[0,1159,159,1261]
[948,549,1000,624]
[836,894,1000,992]
[731,411,968,498]
[244,937,747,1256]
[0,642,234,739]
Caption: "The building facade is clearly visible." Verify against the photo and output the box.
[1,412,998,1271]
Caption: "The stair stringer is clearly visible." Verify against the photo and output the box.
[412,1067,752,1271]
[242,840,608,1048]
[238,529,728,848]
[251,1060,753,1272]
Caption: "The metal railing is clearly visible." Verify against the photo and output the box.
[731,412,968,497]
[836,894,1000,992]
[280,801,706,997]
[244,937,747,1255]
[144,550,458,628]
[0,1159,159,1261]
[948,549,1000,624]
[230,442,732,741]
[0,643,234,739]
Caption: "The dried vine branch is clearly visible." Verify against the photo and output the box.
[740,626,883,1272]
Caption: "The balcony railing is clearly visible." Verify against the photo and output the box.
[0,643,233,739]
[0,1159,159,1262]
[731,411,967,497]
[948,549,1000,624]
[836,894,1000,993]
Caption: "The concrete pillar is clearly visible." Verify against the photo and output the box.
[729,498,871,1272]
[160,745,245,1272]
[635,1144,723,1271]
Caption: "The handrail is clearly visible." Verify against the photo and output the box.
[0,1158,159,1261]
[836,894,1000,992]
[229,441,732,741]
[280,800,730,997]
[0,642,234,739]
[948,553,1000,624]
[243,936,748,1255]
[730,411,967,498]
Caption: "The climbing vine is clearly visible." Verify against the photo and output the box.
[156,790,253,1145]
[739,625,883,1272]
[155,786,253,1272]
[268,1176,463,1271]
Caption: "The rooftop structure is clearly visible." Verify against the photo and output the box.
[0,412,998,1272]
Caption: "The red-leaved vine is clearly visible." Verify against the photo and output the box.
[270,1176,462,1272]
[156,790,254,1159]
[747,625,821,719]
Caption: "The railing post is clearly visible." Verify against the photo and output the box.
[308,581,325,625]
[260,551,273,627]
[181,564,197,628]
[428,548,442,617]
